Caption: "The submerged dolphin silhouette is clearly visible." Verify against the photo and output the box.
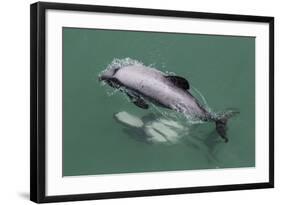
[99,63,238,142]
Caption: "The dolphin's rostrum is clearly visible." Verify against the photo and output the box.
[99,60,238,142]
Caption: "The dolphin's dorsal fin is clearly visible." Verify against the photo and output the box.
[126,92,149,109]
[165,75,190,90]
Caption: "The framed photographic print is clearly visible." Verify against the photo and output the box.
[30,1,274,203]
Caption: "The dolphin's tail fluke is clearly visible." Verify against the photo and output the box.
[214,109,239,143]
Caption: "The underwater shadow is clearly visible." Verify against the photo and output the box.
[113,111,226,166]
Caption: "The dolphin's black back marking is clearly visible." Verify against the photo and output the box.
[165,75,190,90]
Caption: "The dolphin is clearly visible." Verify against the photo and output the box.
[99,63,238,142]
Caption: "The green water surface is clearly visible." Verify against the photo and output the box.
[63,27,255,176]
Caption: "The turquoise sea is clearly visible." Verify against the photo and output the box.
[63,28,255,176]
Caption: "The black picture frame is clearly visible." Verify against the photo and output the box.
[30,1,274,203]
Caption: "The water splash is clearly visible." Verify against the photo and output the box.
[105,58,143,71]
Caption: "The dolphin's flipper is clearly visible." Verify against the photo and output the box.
[126,92,149,109]
[165,75,190,90]
[133,98,149,109]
